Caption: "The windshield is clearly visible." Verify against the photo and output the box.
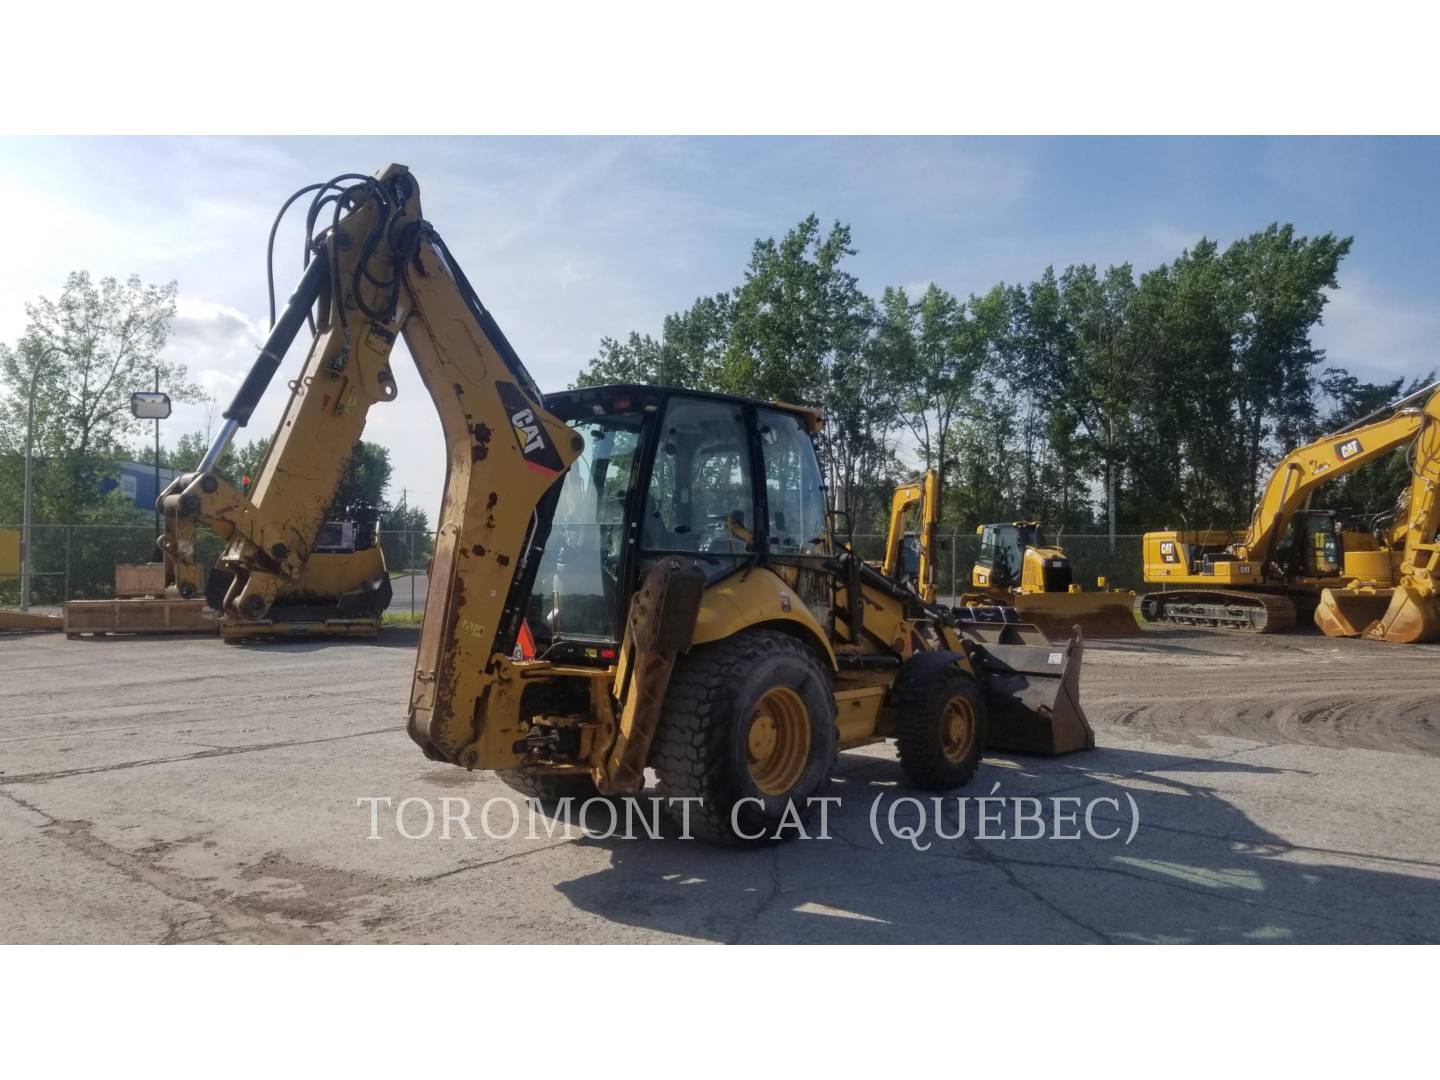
[525,412,643,647]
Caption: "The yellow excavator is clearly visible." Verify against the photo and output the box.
[879,470,939,602]
[1139,380,1440,634]
[170,163,1092,843]
[1314,384,1440,642]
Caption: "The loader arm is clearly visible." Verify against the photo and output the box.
[165,164,579,761]
[1236,384,1439,565]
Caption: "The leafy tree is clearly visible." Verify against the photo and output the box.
[1222,225,1353,515]
[0,272,200,522]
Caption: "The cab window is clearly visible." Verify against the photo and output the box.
[758,407,827,558]
[641,398,755,577]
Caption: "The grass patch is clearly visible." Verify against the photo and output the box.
[382,610,425,625]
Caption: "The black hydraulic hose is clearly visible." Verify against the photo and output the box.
[223,256,330,425]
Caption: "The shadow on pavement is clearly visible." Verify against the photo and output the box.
[552,746,1440,944]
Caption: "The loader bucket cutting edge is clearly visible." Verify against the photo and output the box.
[959,623,1093,755]
[1013,591,1142,639]
[1314,587,1392,638]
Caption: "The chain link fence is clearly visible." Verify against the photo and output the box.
[3,522,1146,610]
[0,524,438,609]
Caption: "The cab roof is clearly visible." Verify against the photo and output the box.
[544,383,824,434]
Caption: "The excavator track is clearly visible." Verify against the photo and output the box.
[1138,589,1299,634]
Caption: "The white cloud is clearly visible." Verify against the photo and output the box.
[1312,275,1440,384]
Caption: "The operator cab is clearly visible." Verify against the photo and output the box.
[1270,508,1344,579]
[977,522,1048,589]
[522,385,828,664]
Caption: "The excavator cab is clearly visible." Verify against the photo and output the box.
[1270,509,1344,580]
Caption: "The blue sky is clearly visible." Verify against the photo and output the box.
[2,136,1437,520]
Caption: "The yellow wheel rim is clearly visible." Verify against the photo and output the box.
[747,686,811,796]
[941,695,976,764]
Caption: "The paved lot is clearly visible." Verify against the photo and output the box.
[3,625,1439,943]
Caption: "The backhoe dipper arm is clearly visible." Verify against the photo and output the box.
[165,165,580,766]
[1236,384,1439,564]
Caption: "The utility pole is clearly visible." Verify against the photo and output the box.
[154,367,162,558]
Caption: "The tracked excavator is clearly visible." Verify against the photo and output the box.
[1139,380,1440,634]
[168,164,1092,843]
[1314,384,1440,642]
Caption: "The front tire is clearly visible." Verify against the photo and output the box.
[894,651,987,790]
[652,629,837,845]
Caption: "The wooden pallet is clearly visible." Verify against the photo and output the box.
[115,563,167,598]
[63,598,217,637]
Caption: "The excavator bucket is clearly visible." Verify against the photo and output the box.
[1012,590,1141,639]
[957,622,1093,754]
[1363,584,1440,644]
[1314,586,1392,638]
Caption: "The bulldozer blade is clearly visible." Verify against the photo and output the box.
[1314,587,1392,638]
[1363,584,1440,644]
[1013,590,1141,639]
[957,623,1094,755]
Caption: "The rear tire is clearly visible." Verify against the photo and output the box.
[652,628,837,845]
[894,651,987,791]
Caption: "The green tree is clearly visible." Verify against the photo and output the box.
[1222,224,1353,516]
[0,272,200,522]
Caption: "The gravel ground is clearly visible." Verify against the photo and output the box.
[2,624,1439,943]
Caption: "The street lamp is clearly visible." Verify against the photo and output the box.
[131,381,171,559]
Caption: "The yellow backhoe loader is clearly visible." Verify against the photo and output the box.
[1314,386,1440,642]
[1139,380,1440,634]
[971,522,1140,638]
[171,164,1093,843]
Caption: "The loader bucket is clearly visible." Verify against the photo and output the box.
[1013,590,1141,639]
[957,623,1093,755]
[1362,584,1440,644]
[1314,586,1392,638]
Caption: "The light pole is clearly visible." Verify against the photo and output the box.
[19,359,42,612]
[131,385,171,561]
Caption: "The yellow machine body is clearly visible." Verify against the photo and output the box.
[879,471,938,603]
[166,166,1092,843]
[1316,386,1440,643]
[0,529,63,631]
[1140,384,1440,634]
[970,521,1140,638]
